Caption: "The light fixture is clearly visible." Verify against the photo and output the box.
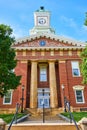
[61,84,65,90]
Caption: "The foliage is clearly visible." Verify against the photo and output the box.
[0,24,21,97]
[84,12,87,26]
[61,112,87,122]
[80,46,87,84]
[80,13,87,84]
[0,113,26,124]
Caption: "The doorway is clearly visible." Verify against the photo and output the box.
[38,88,50,108]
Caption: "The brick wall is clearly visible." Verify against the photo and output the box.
[0,38,86,109]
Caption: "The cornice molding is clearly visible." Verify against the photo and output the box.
[13,46,84,51]
[14,33,86,47]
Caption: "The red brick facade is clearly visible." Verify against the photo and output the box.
[0,36,87,111]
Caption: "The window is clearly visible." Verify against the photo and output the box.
[75,90,84,103]
[73,85,85,104]
[71,61,80,76]
[40,66,47,81]
[3,91,12,104]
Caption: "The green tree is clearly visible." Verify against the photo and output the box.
[80,13,87,84]
[80,47,87,84]
[84,12,87,26]
[0,24,21,97]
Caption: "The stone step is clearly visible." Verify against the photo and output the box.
[6,123,79,130]
[25,108,63,116]
[23,114,68,123]
[6,114,81,130]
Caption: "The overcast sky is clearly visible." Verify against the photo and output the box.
[0,0,87,42]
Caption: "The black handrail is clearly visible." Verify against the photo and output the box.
[8,103,20,130]
[64,97,80,130]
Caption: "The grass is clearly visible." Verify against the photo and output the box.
[61,112,87,122]
[0,113,26,124]
[1,112,87,123]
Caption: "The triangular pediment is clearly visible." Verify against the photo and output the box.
[13,38,75,48]
[13,33,86,48]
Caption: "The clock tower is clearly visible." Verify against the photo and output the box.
[30,7,55,35]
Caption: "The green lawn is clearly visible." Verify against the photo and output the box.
[1,112,87,123]
[61,112,87,122]
[0,113,26,124]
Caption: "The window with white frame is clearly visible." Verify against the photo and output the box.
[40,65,47,81]
[75,90,84,103]
[71,61,80,76]
[3,91,12,104]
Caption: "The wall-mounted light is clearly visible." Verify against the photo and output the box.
[61,84,65,90]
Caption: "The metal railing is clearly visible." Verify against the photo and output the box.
[8,103,20,130]
[64,97,80,130]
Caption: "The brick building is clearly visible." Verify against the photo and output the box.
[0,7,87,113]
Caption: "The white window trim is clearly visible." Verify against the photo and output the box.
[71,61,81,77]
[73,85,85,104]
[39,64,47,82]
[3,90,13,105]
[75,90,85,104]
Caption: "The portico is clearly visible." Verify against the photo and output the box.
[29,60,58,109]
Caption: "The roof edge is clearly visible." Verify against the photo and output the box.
[14,33,86,47]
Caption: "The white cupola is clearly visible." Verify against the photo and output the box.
[29,6,55,35]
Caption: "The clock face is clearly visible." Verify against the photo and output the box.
[37,17,47,26]
[39,18,46,24]
[39,41,46,46]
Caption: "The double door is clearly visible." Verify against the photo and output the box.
[38,89,50,108]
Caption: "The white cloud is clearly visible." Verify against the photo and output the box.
[12,25,29,39]
[60,16,77,29]
[82,25,87,31]
[79,25,87,38]
[0,20,28,39]
[59,16,87,41]
[12,29,24,38]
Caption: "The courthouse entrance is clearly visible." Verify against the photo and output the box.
[38,88,50,108]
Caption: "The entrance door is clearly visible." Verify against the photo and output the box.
[38,88,50,108]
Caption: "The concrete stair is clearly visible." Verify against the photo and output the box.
[5,109,82,130]
[24,114,68,123]
[6,114,81,130]
[25,108,64,116]
[6,123,80,130]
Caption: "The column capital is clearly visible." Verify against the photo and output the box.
[48,59,56,63]
[30,59,38,63]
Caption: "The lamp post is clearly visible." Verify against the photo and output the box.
[21,85,25,113]
[61,84,66,112]
[42,89,45,123]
